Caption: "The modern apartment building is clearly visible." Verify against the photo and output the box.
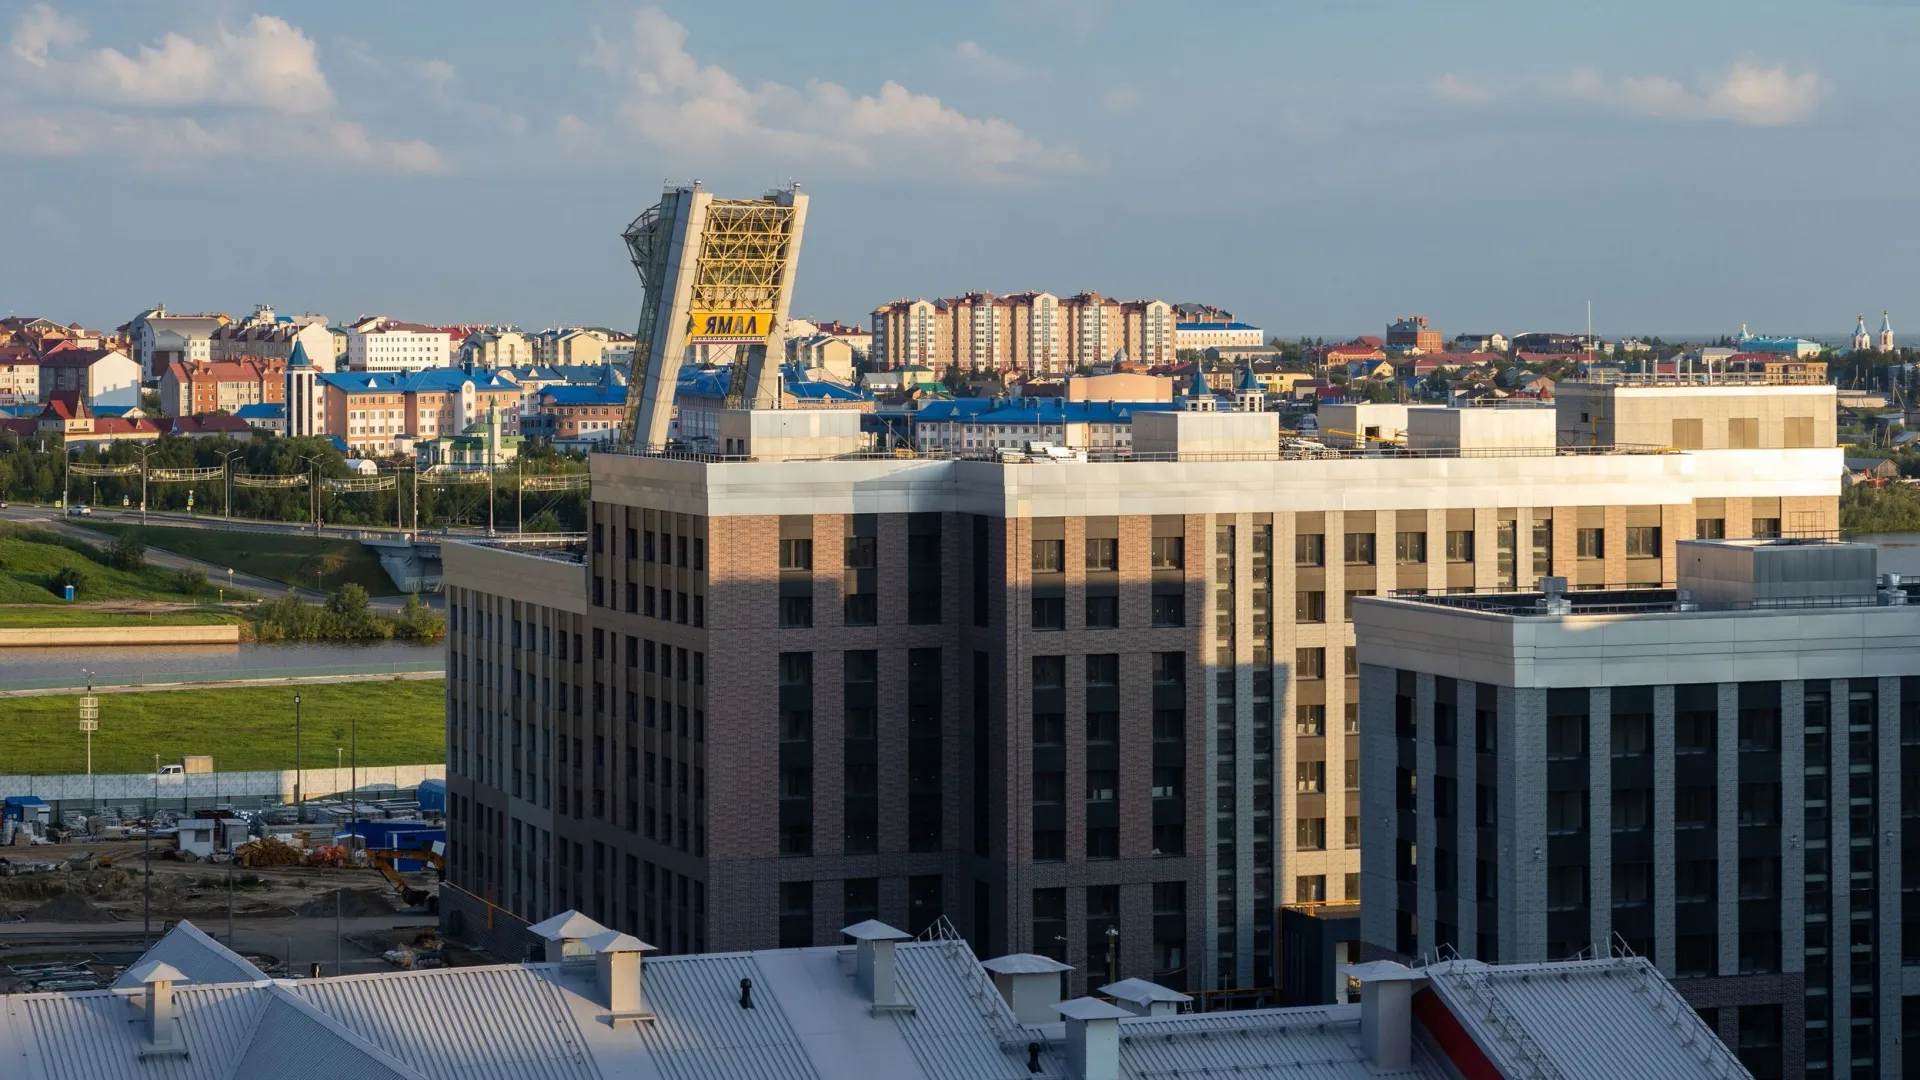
[345,316,453,373]
[158,358,286,417]
[440,381,1839,1003]
[1353,539,1919,1080]
[871,294,1175,373]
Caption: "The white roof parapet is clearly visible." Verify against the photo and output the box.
[1348,960,1427,983]
[842,919,912,941]
[1054,998,1134,1022]
[1099,977,1192,1005]
[982,954,1074,975]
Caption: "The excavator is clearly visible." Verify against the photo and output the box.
[367,845,444,913]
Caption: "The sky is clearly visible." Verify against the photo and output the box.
[0,0,1915,341]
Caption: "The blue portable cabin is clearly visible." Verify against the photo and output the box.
[416,778,446,814]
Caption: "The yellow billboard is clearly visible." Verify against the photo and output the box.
[685,311,776,342]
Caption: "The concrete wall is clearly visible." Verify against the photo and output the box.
[1404,406,1556,451]
[0,625,241,648]
[1556,383,1836,450]
[0,764,444,801]
[1130,410,1279,456]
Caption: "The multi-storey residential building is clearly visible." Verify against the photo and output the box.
[872,299,943,370]
[317,368,521,456]
[1386,316,1442,355]
[1121,299,1176,367]
[158,358,286,417]
[1174,321,1263,353]
[1354,539,1916,1079]
[209,305,332,370]
[440,381,1838,1005]
[0,344,39,402]
[875,295,1173,373]
[461,328,535,369]
[36,346,141,408]
[345,316,453,373]
[125,306,228,379]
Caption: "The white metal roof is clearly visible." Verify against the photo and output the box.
[1422,957,1752,1080]
[1099,977,1192,1004]
[979,954,1072,975]
[109,921,263,990]
[0,931,1744,1080]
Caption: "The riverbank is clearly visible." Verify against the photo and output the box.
[0,679,446,774]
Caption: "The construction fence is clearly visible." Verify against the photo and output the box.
[0,764,444,805]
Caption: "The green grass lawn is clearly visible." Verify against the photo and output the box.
[0,679,445,774]
[0,607,249,629]
[0,529,223,604]
[76,523,401,596]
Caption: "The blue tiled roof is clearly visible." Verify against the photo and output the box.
[539,385,626,407]
[672,365,867,403]
[317,368,521,394]
[235,403,286,419]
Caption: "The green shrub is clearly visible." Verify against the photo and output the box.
[107,534,147,571]
[171,567,208,595]
[49,565,86,597]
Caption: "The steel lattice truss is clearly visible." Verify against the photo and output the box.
[233,473,307,489]
[148,467,223,482]
[68,463,139,477]
[519,473,589,492]
[417,468,491,485]
[323,476,397,493]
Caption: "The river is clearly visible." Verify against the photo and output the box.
[0,640,443,691]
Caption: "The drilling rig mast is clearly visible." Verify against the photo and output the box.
[617,183,808,451]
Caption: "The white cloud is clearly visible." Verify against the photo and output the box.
[0,6,443,172]
[1431,74,1492,104]
[414,58,458,93]
[950,40,1038,83]
[1100,85,1143,114]
[9,4,83,67]
[1435,63,1822,127]
[582,7,1077,181]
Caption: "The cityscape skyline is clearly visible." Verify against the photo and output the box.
[3,2,1918,336]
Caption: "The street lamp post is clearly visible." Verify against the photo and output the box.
[293,693,303,821]
[297,454,324,538]
[78,669,98,807]
[216,448,243,521]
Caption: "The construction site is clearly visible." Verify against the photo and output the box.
[0,799,462,993]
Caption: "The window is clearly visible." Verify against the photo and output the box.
[1784,415,1813,448]
[779,596,814,628]
[1295,703,1325,736]
[1151,652,1184,685]
[1085,537,1118,571]
[1151,593,1185,627]
[1546,713,1586,759]
[1086,770,1117,801]
[1032,539,1065,573]
[1343,589,1372,621]
[1085,595,1118,628]
[1296,818,1326,850]
[779,538,812,571]
[1395,531,1427,564]
[1151,535,1184,570]
[1445,530,1474,563]
[1152,766,1183,799]
[1612,863,1652,908]
[1676,787,1714,830]
[1576,528,1604,560]
[1671,417,1703,450]
[1625,526,1660,558]
[1737,783,1779,827]
[1295,874,1326,903]
[1611,789,1651,832]
[1546,865,1587,910]
[1695,517,1725,540]
[843,535,876,568]
[1032,597,1065,630]
[1295,761,1324,794]
[779,652,813,686]
[1546,790,1587,834]
[1675,860,1716,903]
[1727,416,1758,449]
[1752,517,1781,539]
[1295,590,1325,623]
[1342,532,1375,565]
[1295,647,1324,680]
[1295,533,1324,566]
[1345,818,1361,849]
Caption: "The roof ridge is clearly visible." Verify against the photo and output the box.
[223,984,430,1080]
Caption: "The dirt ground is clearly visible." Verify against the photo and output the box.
[0,841,437,923]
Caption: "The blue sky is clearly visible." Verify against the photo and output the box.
[1,0,1914,340]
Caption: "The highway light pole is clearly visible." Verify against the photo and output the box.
[297,454,324,537]
[216,448,244,520]
[293,693,303,822]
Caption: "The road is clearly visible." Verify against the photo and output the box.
[1,669,443,698]
[0,505,441,613]
[0,915,442,978]
[0,503,485,544]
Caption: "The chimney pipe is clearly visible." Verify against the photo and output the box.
[1349,961,1428,1071]
[983,954,1074,1025]
[584,929,657,1021]
[843,920,914,1014]
[1054,998,1131,1080]
[739,977,754,1009]
[126,959,189,1060]
[528,910,611,965]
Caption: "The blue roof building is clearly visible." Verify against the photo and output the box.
[912,396,1180,454]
